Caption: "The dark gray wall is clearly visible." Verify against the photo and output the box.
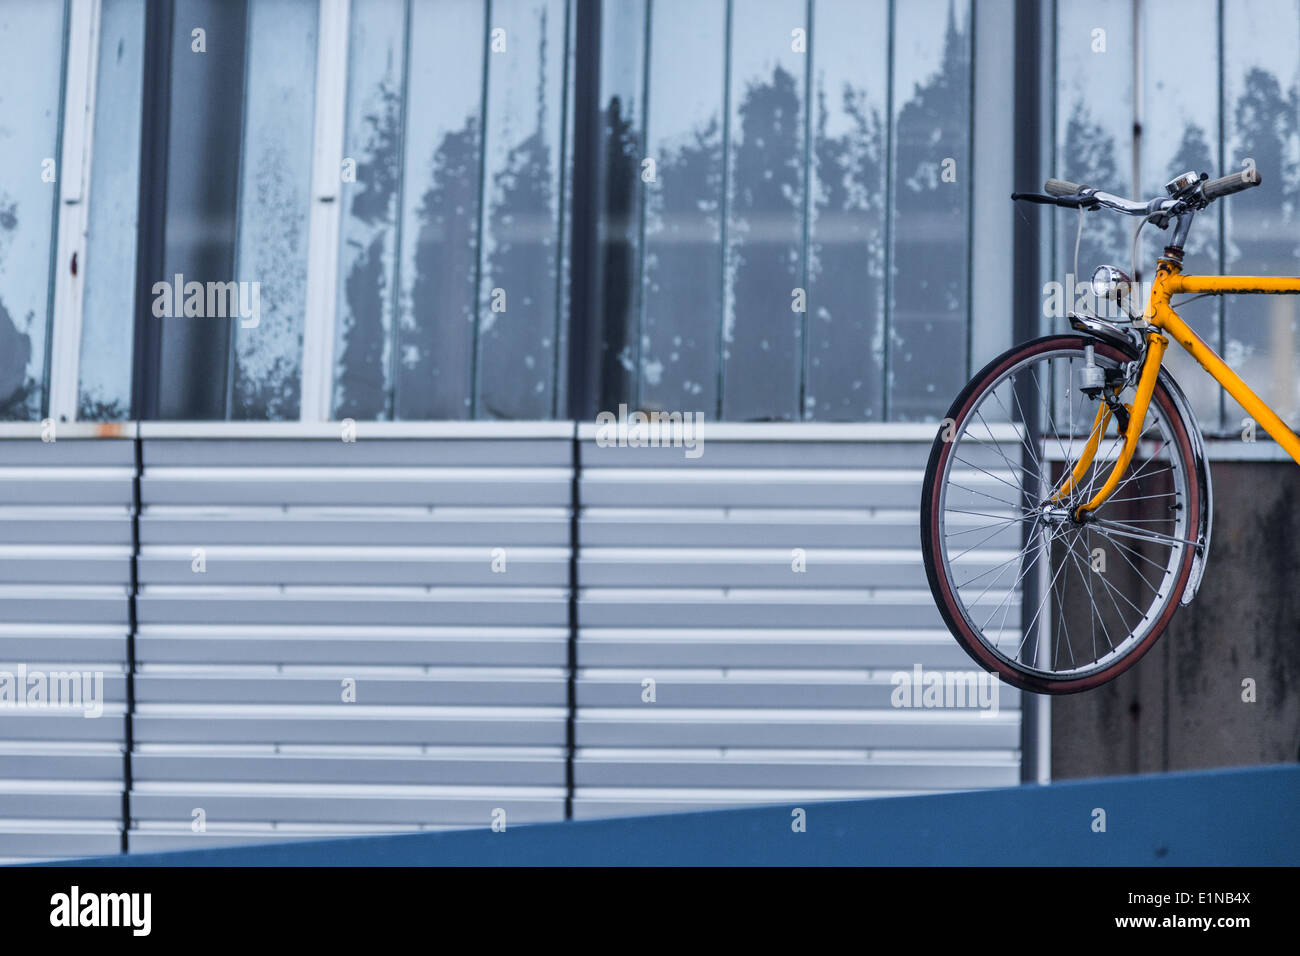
[1052,461,1300,778]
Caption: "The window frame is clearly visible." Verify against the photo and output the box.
[299,0,350,421]
[40,0,92,423]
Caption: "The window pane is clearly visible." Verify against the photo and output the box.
[157,0,247,419]
[0,0,66,420]
[722,0,807,422]
[888,0,971,422]
[1223,0,1300,427]
[554,0,576,414]
[805,0,887,421]
[594,0,645,412]
[1051,0,1131,431]
[333,0,406,420]
[1141,0,1221,432]
[475,0,568,419]
[79,0,145,421]
[230,0,318,420]
[1053,0,1133,327]
[639,0,726,416]
[393,0,485,420]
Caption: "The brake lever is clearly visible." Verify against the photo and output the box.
[1010,192,1101,210]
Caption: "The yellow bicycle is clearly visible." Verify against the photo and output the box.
[921,167,1300,693]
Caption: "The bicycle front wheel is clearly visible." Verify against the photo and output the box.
[921,334,1203,694]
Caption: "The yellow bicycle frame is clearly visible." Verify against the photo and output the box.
[1069,257,1300,517]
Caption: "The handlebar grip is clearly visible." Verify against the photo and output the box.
[1045,178,1086,197]
[1203,168,1262,201]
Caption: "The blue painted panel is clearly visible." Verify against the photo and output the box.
[50,765,1300,867]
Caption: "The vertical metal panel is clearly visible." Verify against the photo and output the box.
[0,422,1028,857]
[0,425,133,862]
[571,422,1021,819]
[127,423,571,850]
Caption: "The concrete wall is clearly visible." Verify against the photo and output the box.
[1052,461,1300,778]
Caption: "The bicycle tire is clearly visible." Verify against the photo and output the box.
[921,334,1202,694]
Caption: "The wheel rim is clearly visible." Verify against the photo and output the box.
[933,343,1195,684]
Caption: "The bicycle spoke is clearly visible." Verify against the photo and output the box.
[1104,533,1166,598]
[973,408,1041,486]
[952,452,1034,499]
[1104,531,1179,575]
[978,514,1046,633]
[945,507,1034,523]
[967,513,1046,614]
[944,515,1023,538]
[947,481,1025,510]
[992,374,1047,481]
[951,524,1027,579]
[1088,518,1196,549]
[1016,536,1074,662]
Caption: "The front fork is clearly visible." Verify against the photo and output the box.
[1050,329,1169,519]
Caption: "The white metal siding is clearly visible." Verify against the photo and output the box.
[0,424,133,862]
[128,425,572,851]
[572,425,1020,818]
[0,423,1024,859]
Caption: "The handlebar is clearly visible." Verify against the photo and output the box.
[1009,191,1098,209]
[1202,168,1261,200]
[1012,169,1263,215]
[1045,178,1084,197]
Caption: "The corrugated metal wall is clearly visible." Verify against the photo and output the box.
[574,424,1020,817]
[0,423,1021,861]
[129,423,573,851]
[0,423,133,863]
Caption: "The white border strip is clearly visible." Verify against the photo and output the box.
[1202,437,1299,461]
[137,421,573,440]
[0,421,135,440]
[299,0,351,421]
[9,417,1292,451]
[48,0,102,423]
[576,421,1022,442]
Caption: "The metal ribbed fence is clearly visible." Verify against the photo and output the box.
[0,422,1022,861]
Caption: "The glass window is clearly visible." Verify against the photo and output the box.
[888,0,972,422]
[332,0,570,421]
[1051,0,1133,430]
[639,0,726,417]
[474,0,569,419]
[79,0,315,423]
[722,0,807,422]
[155,0,248,420]
[66,0,999,425]
[805,0,888,421]
[0,0,67,420]
[1052,0,1300,436]
[393,0,486,420]
[593,0,646,412]
[79,0,145,421]
[554,5,576,413]
[594,0,974,423]
[1141,0,1222,431]
[1053,0,1134,331]
[1223,0,1300,429]
[332,0,406,420]
[230,0,319,420]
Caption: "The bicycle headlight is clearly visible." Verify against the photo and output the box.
[1091,264,1132,313]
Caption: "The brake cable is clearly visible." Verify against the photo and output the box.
[1129,215,1147,307]
[1073,205,1085,285]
